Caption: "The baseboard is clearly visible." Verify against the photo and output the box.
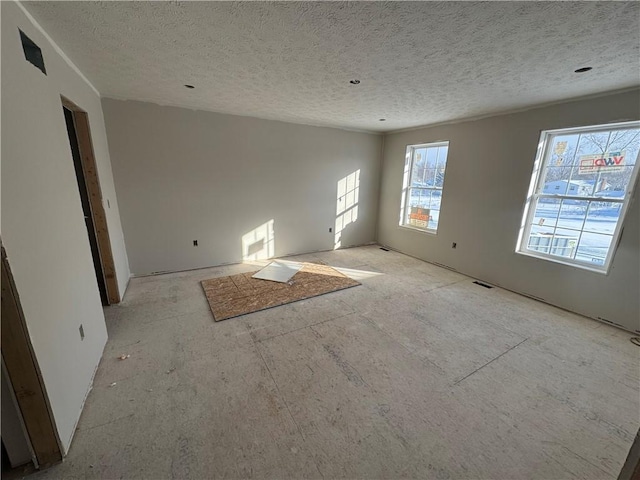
[130,242,379,279]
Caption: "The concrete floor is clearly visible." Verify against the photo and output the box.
[33,245,639,479]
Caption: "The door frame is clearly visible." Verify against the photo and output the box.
[61,96,120,304]
[1,243,62,468]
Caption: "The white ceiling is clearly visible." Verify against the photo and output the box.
[23,1,640,133]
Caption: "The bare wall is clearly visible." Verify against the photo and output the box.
[102,99,382,275]
[378,89,640,332]
[1,2,130,451]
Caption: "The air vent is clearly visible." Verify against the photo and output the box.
[473,281,493,289]
[19,30,46,75]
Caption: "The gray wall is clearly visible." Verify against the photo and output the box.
[102,99,382,275]
[1,2,130,452]
[378,90,640,332]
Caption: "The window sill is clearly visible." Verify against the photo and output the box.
[516,249,610,275]
[398,224,438,235]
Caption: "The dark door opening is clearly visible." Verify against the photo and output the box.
[63,107,109,305]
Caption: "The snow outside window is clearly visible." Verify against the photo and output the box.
[400,142,449,233]
[517,122,640,273]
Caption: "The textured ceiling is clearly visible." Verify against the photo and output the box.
[23,1,640,132]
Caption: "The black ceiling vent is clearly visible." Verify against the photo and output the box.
[19,30,46,75]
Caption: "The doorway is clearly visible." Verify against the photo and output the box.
[62,98,119,305]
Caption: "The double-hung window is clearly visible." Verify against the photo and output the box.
[400,142,449,233]
[517,121,640,273]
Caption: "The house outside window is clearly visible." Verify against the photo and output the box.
[399,141,449,233]
[517,121,640,273]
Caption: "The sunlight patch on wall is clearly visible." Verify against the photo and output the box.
[242,219,275,262]
[335,170,360,249]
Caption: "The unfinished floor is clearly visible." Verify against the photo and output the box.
[32,245,639,480]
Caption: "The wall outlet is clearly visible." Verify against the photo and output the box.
[452,242,457,249]
[329,227,332,233]
[193,240,198,246]
[79,324,85,340]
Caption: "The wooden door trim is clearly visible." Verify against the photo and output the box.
[1,244,63,467]
[61,96,120,304]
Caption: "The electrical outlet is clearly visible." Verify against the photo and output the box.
[193,240,198,246]
[329,227,332,233]
[452,242,457,249]
[79,324,85,340]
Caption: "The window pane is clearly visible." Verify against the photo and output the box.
[575,232,613,266]
[570,133,598,196]
[556,200,587,232]
[540,134,580,194]
[434,167,445,188]
[531,198,560,229]
[595,165,635,198]
[409,188,430,209]
[572,130,640,197]
[423,168,436,187]
[435,145,448,168]
[584,201,622,235]
[425,147,438,169]
[527,228,556,254]
[578,131,610,156]
[415,189,427,208]
[607,129,640,165]
[549,228,580,259]
[410,148,427,187]
[427,188,442,211]
[541,171,573,195]
[429,209,440,230]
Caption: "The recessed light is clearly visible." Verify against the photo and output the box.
[379,119,386,121]
[574,67,592,73]
[349,79,361,85]
[184,84,195,89]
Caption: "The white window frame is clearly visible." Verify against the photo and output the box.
[399,141,449,234]
[516,121,640,274]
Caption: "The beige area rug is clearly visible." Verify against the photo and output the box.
[201,262,361,321]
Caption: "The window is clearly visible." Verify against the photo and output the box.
[517,121,640,273]
[400,141,449,232]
